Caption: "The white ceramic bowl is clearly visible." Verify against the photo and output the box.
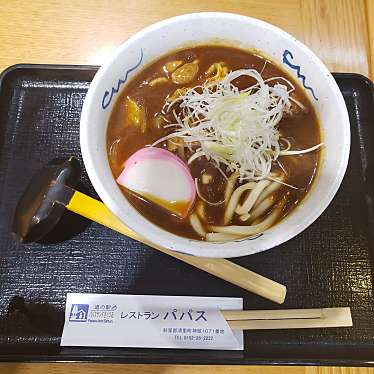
[80,12,350,258]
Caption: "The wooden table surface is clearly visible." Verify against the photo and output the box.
[0,0,373,373]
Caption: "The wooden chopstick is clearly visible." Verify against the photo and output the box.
[223,307,352,330]
[223,308,323,321]
[164,255,287,305]
[68,191,287,304]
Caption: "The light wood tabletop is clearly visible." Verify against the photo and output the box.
[0,0,373,373]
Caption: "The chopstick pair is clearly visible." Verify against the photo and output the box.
[222,307,352,330]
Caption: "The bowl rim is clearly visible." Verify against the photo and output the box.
[80,12,350,258]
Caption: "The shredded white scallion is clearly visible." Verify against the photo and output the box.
[153,69,321,182]
[279,142,324,156]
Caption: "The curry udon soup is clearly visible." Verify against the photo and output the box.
[107,46,322,242]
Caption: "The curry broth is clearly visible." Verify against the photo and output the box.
[107,46,320,240]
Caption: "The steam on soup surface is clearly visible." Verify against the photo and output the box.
[107,45,321,242]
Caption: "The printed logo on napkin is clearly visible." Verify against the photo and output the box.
[61,293,243,350]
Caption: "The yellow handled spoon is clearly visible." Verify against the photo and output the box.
[13,157,286,304]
